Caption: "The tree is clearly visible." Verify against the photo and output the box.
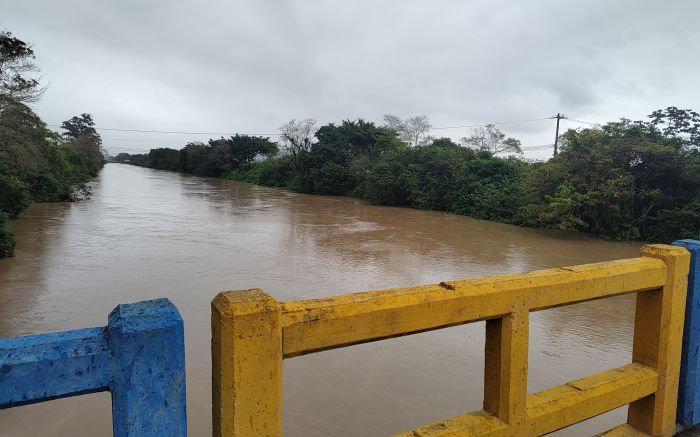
[521,119,682,240]
[647,106,700,149]
[383,114,432,147]
[147,147,181,171]
[279,118,316,171]
[0,30,45,107]
[450,157,527,222]
[179,142,209,174]
[61,113,104,174]
[61,113,98,141]
[207,135,278,176]
[461,124,522,155]
[431,137,460,148]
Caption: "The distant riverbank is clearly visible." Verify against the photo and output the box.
[111,111,700,244]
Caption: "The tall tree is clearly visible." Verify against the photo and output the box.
[279,118,316,171]
[0,30,45,107]
[461,124,522,155]
[61,113,98,140]
[61,113,104,173]
[207,135,278,175]
[647,106,700,149]
[383,114,432,147]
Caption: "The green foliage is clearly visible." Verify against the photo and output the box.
[648,106,700,149]
[61,113,97,140]
[289,119,404,196]
[0,30,44,105]
[120,135,278,178]
[148,147,182,171]
[401,144,471,210]
[230,156,294,187]
[208,135,278,177]
[0,29,104,257]
[59,113,105,175]
[645,201,700,242]
[521,119,687,240]
[530,181,588,231]
[450,157,526,222]
[362,153,409,205]
[0,172,31,218]
[128,109,700,244]
[0,104,104,256]
[0,212,15,258]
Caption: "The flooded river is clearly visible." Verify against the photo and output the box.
[0,163,643,436]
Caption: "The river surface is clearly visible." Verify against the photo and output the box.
[0,163,644,436]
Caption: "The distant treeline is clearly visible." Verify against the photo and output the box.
[0,30,105,257]
[114,108,700,243]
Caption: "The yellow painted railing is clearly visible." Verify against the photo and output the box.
[211,244,691,437]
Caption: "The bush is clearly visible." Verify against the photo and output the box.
[0,172,31,218]
[449,157,526,222]
[229,156,294,187]
[0,213,16,257]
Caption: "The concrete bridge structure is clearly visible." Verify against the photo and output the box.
[2,240,700,436]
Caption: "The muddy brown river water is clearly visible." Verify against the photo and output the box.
[0,163,644,436]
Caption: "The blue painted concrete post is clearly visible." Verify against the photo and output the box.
[108,298,187,437]
[674,239,700,426]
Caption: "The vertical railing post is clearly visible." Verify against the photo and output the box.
[673,239,700,427]
[629,244,690,436]
[212,289,282,437]
[108,298,187,437]
[483,300,529,433]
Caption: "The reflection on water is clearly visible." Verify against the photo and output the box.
[0,164,642,436]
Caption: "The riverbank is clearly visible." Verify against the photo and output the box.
[0,103,105,258]
[111,113,700,244]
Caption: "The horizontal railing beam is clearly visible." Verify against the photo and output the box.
[527,363,657,435]
[281,257,666,357]
[0,298,187,437]
[0,327,111,408]
[394,363,658,437]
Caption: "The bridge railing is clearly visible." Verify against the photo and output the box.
[675,239,700,429]
[0,298,187,437]
[211,244,691,437]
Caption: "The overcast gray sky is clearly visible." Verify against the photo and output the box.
[3,0,699,158]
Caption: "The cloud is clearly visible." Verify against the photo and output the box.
[4,0,700,158]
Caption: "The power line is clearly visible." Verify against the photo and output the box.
[521,144,555,151]
[565,117,598,126]
[49,116,556,136]
[55,115,598,157]
[102,138,194,142]
[430,117,552,130]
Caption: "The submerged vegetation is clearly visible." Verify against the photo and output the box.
[0,30,105,257]
[115,108,700,243]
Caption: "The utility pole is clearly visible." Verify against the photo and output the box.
[552,113,566,156]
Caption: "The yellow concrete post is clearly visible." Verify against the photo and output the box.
[628,244,690,437]
[212,289,283,437]
[483,303,529,432]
